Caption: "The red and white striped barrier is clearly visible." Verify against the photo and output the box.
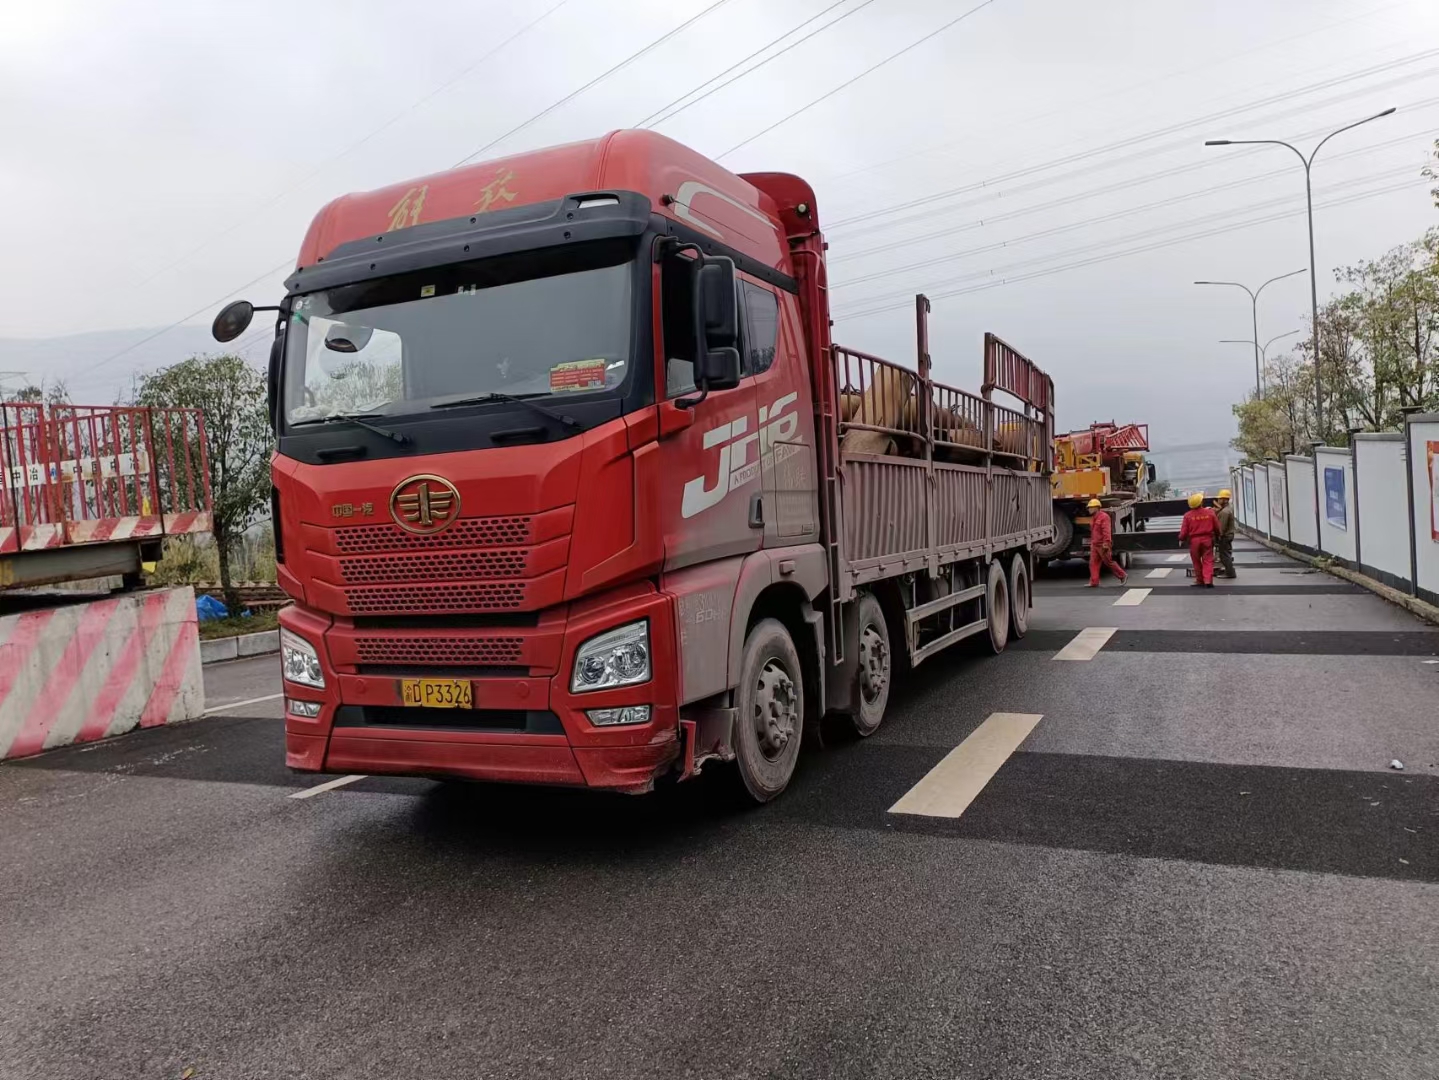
[0,586,202,761]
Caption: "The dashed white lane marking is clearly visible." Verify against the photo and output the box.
[204,693,284,716]
[1053,627,1117,661]
[889,712,1044,819]
[1166,553,1188,563]
[289,774,367,800]
[1113,588,1151,606]
[1146,568,1173,579]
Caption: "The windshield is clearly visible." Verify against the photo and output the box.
[282,242,635,425]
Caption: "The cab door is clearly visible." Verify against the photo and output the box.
[655,250,760,571]
[746,282,818,544]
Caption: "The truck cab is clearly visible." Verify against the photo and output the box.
[218,131,827,794]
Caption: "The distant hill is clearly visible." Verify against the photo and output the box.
[0,325,269,403]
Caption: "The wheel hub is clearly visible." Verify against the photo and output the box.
[858,624,888,703]
[753,660,797,760]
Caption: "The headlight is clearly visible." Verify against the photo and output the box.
[570,620,650,693]
[280,629,325,688]
[286,699,322,718]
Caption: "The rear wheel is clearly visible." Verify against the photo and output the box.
[1008,552,1030,640]
[984,559,1010,654]
[849,593,892,737]
[732,619,804,803]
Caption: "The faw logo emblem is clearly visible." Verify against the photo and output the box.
[390,475,461,534]
[682,392,802,519]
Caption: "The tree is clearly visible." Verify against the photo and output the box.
[12,379,70,404]
[1425,138,1439,208]
[134,355,271,612]
[1232,352,1314,461]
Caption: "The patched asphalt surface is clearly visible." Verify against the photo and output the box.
[2,536,1437,1079]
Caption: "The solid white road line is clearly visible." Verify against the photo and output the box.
[1146,567,1173,579]
[1113,588,1151,606]
[289,774,367,800]
[204,693,284,715]
[1053,626,1117,661]
[1166,553,1188,563]
[889,712,1044,819]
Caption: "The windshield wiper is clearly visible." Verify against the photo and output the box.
[430,391,581,432]
[291,412,411,445]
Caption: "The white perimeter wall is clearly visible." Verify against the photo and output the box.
[1314,448,1356,561]
[1286,456,1318,550]
[1354,437,1410,584]
[1266,462,1289,543]
[1253,465,1270,536]
[1410,418,1439,601]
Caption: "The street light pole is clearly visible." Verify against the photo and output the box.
[1206,106,1395,440]
[1220,328,1302,372]
[1194,270,1306,397]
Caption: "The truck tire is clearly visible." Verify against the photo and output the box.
[732,618,805,803]
[849,593,891,737]
[984,559,1010,654]
[1032,506,1072,561]
[1008,552,1029,640]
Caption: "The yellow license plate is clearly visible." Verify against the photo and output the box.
[400,678,473,709]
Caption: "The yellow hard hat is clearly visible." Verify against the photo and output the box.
[1087,498,1102,509]
[1218,488,1232,499]
[1188,492,1204,508]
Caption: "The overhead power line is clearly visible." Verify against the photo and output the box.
[133,1,572,290]
[829,118,1437,278]
[825,46,1439,231]
[835,176,1423,320]
[716,0,1001,161]
[453,0,739,167]
[635,0,877,129]
[837,163,1420,311]
[818,0,1419,190]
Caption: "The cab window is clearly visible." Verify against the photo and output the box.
[742,282,778,375]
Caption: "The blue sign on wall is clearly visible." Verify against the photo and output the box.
[1324,465,1347,530]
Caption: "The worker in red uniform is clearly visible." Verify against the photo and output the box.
[1086,498,1127,587]
[1178,492,1220,587]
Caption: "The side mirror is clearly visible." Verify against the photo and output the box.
[324,324,374,354]
[692,257,741,393]
[212,300,255,343]
[697,258,739,350]
[1147,462,1157,483]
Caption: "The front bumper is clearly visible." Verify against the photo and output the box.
[279,586,681,793]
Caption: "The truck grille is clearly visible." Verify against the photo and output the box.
[334,516,533,554]
[353,636,525,666]
[339,548,529,583]
[344,582,528,614]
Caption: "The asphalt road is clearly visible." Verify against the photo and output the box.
[2,536,1436,1079]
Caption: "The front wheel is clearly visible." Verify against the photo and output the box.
[984,559,1010,655]
[732,619,805,803]
[1008,552,1030,640]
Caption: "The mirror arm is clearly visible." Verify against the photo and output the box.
[674,386,709,411]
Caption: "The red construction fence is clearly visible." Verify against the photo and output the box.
[0,403,213,555]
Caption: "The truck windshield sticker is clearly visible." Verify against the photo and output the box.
[681,392,800,519]
[549,359,608,393]
[420,284,436,298]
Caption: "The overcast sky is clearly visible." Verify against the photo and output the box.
[3,0,1437,442]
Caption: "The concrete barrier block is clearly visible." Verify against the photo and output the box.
[0,586,203,761]
[200,637,239,664]
[235,630,280,658]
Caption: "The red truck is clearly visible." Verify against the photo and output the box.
[213,130,1054,802]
